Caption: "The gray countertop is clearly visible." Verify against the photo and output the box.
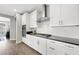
[27,33,79,46]
[49,35,79,46]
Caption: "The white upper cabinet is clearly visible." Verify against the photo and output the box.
[30,10,37,28]
[50,4,79,26]
[22,13,31,31]
[22,13,26,25]
[50,4,62,26]
[62,4,79,26]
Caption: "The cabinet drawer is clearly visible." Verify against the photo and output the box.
[47,46,57,55]
[63,43,79,55]
[47,47,58,55]
[47,45,65,55]
[47,39,79,55]
[64,43,79,49]
[47,40,65,55]
[47,39,65,47]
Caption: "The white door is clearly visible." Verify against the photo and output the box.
[16,13,22,43]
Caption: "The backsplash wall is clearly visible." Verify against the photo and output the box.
[51,27,79,39]
[37,21,79,39]
[37,21,51,34]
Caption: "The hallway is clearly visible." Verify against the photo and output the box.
[0,40,40,55]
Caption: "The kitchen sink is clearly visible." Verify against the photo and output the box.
[29,33,51,38]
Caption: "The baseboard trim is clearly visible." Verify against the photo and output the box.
[16,41,22,44]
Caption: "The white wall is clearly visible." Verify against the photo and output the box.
[37,21,79,39]
[50,27,79,39]
[0,22,10,33]
[37,21,51,34]
[0,16,10,36]
[0,23,5,33]
[10,17,16,40]
[0,15,16,40]
[5,22,10,34]
[16,13,22,43]
[0,17,10,22]
[0,17,10,32]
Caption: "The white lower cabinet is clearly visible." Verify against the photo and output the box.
[22,37,27,44]
[32,36,47,55]
[22,35,34,48]
[26,35,32,46]
[47,40,65,55]
[28,35,34,48]
[22,34,79,55]
[47,39,79,55]
[22,34,47,55]
[63,43,79,55]
[37,38,47,55]
[33,38,38,51]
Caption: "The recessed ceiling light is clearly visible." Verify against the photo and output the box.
[14,9,17,12]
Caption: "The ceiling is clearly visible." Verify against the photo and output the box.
[0,4,43,16]
[0,16,10,22]
[0,16,10,25]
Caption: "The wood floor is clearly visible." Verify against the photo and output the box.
[0,40,40,55]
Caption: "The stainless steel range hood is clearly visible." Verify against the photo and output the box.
[37,4,49,23]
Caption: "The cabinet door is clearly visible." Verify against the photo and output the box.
[50,4,61,26]
[22,37,27,44]
[26,35,31,46]
[63,43,79,55]
[22,13,26,25]
[30,10,37,27]
[62,4,79,26]
[33,37,39,51]
[47,40,65,55]
[38,38,47,55]
[29,13,33,27]
[22,35,31,46]
[26,13,31,31]
[27,35,34,48]
[27,35,39,51]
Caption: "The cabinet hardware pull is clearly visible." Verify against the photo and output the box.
[64,53,69,55]
[59,20,62,25]
[49,47,55,50]
[59,20,61,24]
[65,45,74,48]
[51,42,55,43]
[37,41,39,45]
[61,20,63,24]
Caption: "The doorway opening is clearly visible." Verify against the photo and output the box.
[0,16,10,41]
